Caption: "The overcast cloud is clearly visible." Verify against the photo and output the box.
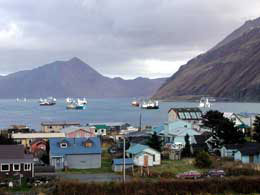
[0,0,260,78]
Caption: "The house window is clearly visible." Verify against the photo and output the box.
[60,143,68,148]
[49,126,52,129]
[13,163,20,171]
[101,129,104,133]
[153,155,156,162]
[84,142,93,147]
[95,129,97,133]
[24,163,31,171]
[1,164,10,172]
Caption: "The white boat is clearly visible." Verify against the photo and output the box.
[198,97,211,108]
[65,97,73,104]
[39,97,56,106]
[131,99,140,107]
[141,100,159,109]
[66,103,77,109]
[76,98,87,105]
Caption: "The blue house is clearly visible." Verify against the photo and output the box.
[234,143,260,164]
[49,137,101,169]
[153,120,200,146]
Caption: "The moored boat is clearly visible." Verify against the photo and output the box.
[131,100,140,107]
[141,100,159,109]
[198,97,211,108]
[39,97,56,106]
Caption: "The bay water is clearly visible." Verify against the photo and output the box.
[0,98,259,130]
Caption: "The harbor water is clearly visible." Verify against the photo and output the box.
[0,98,259,130]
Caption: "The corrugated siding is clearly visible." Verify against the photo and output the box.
[66,154,101,169]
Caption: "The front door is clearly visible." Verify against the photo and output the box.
[144,155,148,167]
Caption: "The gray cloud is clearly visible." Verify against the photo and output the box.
[0,0,260,78]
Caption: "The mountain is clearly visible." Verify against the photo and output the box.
[0,57,166,98]
[213,17,260,50]
[153,19,260,102]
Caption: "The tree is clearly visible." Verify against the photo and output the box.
[253,115,260,143]
[195,151,212,168]
[202,110,245,149]
[147,132,163,152]
[182,134,191,157]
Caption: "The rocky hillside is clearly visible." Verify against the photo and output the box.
[153,26,260,101]
[0,57,166,98]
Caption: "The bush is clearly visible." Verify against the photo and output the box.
[56,177,260,194]
[194,151,212,168]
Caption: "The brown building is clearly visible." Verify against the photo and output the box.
[0,145,34,178]
[41,121,80,133]
[168,108,203,123]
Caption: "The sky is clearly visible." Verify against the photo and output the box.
[0,0,260,79]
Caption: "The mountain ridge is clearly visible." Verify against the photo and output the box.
[0,57,166,98]
[153,19,260,102]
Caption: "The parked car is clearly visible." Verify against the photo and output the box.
[176,170,202,179]
[205,169,225,178]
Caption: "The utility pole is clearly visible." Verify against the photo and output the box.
[123,137,126,183]
[139,112,142,131]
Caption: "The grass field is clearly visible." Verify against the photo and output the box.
[149,158,207,175]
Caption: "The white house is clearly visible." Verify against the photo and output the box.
[126,144,161,167]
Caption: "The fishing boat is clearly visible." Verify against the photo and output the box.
[141,100,159,109]
[75,103,86,110]
[77,98,87,105]
[131,100,140,107]
[66,103,77,109]
[198,97,211,108]
[39,97,56,106]
[65,97,73,104]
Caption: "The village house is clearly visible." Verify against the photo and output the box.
[93,125,107,136]
[126,144,161,167]
[30,139,47,154]
[41,121,80,133]
[234,143,260,164]
[221,143,260,164]
[61,126,96,138]
[168,108,203,123]
[49,137,101,169]
[220,144,242,159]
[0,145,34,178]
[88,122,130,136]
[112,158,134,172]
[153,120,201,148]
[12,132,65,148]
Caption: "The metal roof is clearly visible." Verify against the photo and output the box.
[113,158,133,165]
[49,137,101,156]
[0,145,33,162]
[61,126,93,134]
[41,121,80,126]
[126,144,149,155]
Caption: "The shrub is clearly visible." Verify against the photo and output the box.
[194,151,212,168]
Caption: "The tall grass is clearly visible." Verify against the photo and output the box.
[56,176,260,195]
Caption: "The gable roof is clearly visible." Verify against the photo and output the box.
[193,132,212,145]
[0,145,33,163]
[49,137,101,156]
[126,144,159,155]
[237,143,260,155]
[113,158,133,165]
[0,145,25,159]
[61,126,93,134]
[41,121,80,126]
[127,144,149,154]
[94,125,108,130]
[168,107,202,120]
